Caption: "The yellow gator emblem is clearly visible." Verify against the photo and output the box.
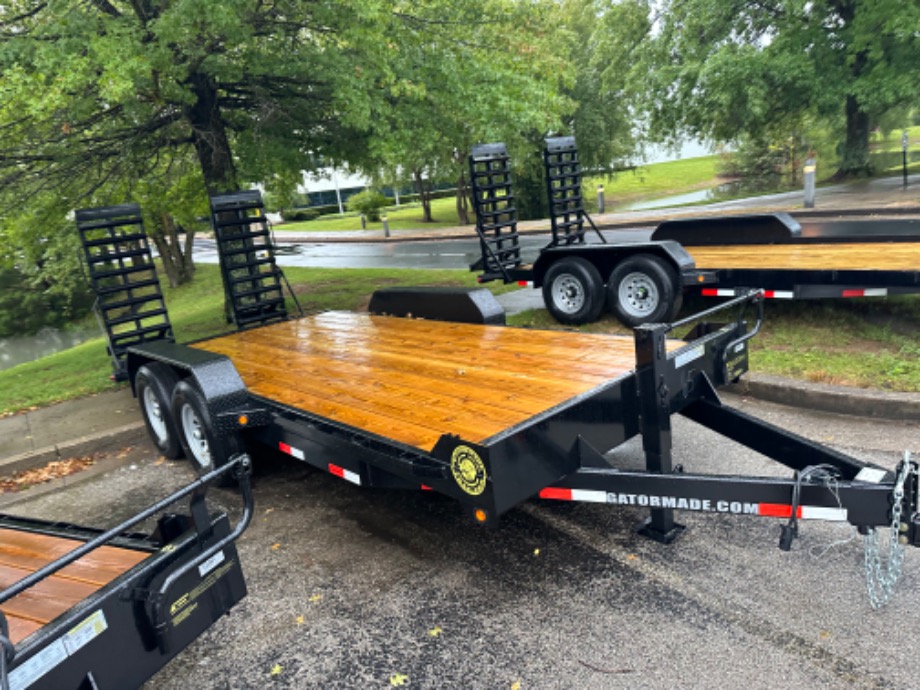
[451,445,487,496]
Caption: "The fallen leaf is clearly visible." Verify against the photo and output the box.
[270,664,283,677]
[819,630,831,640]
[154,457,166,466]
[511,682,522,690]
[0,457,96,494]
[390,673,409,686]
[271,543,282,551]
[309,593,323,604]
[626,554,638,561]
[265,508,275,515]
[295,615,305,625]
[428,626,442,637]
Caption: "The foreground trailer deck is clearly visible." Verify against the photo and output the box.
[192,311,680,452]
[0,529,147,644]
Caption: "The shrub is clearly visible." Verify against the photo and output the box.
[346,189,388,221]
[281,208,320,222]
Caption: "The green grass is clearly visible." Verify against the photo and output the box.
[0,265,508,415]
[508,293,920,393]
[281,197,463,232]
[583,155,722,208]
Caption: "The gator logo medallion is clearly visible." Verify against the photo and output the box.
[451,445,487,496]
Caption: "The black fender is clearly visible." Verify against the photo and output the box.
[531,241,696,287]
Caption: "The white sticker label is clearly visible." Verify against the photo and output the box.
[62,610,108,656]
[9,639,67,690]
[855,467,887,484]
[675,345,705,369]
[198,549,226,578]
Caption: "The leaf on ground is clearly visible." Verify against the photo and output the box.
[0,456,96,493]
[154,456,166,466]
[309,593,323,604]
[116,446,134,459]
[271,542,282,551]
[270,664,283,677]
[295,615,305,625]
[264,507,275,514]
[390,673,409,686]
[428,626,442,637]
[511,682,522,690]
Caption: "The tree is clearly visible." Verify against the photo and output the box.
[633,0,920,177]
[352,1,574,224]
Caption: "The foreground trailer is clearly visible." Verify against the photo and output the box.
[0,455,252,689]
[79,194,920,609]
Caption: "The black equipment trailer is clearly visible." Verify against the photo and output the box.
[0,455,252,689]
[469,138,714,327]
[469,137,920,327]
[79,194,920,610]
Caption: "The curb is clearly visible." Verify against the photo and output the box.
[0,422,148,477]
[727,373,920,422]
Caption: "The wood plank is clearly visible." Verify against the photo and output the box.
[687,242,920,271]
[0,528,147,586]
[0,528,149,644]
[0,563,100,626]
[193,313,657,449]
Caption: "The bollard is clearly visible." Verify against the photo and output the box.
[382,213,390,238]
[803,157,816,208]
[596,185,605,214]
[360,214,366,229]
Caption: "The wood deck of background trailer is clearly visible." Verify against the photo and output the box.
[194,312,677,451]
[0,529,147,644]
[686,242,920,271]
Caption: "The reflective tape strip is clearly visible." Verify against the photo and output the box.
[539,487,607,503]
[421,484,433,491]
[763,290,794,299]
[328,463,361,485]
[842,288,887,298]
[517,281,533,287]
[758,503,848,521]
[701,288,736,297]
[278,442,305,460]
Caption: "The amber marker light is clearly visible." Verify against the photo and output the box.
[474,508,488,523]
[238,415,249,426]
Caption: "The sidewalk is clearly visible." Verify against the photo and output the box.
[2,175,919,477]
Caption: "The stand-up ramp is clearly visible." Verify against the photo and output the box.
[469,143,523,281]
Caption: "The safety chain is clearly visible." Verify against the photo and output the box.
[864,453,914,609]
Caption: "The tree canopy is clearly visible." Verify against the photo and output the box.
[633,0,920,176]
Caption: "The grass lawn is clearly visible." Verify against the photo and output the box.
[282,196,464,232]
[508,293,920,393]
[583,155,723,209]
[0,265,507,415]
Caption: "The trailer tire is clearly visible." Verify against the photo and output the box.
[607,254,679,327]
[542,257,605,325]
[172,380,241,484]
[136,363,183,460]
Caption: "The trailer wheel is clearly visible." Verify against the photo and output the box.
[607,254,679,327]
[172,380,240,483]
[135,363,183,460]
[542,257,605,325]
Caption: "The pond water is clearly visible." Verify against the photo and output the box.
[0,327,97,371]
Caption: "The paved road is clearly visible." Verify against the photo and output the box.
[8,396,920,689]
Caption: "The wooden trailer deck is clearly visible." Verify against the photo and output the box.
[686,242,920,271]
[0,528,147,644]
[193,312,678,452]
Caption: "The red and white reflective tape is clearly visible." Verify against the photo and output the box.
[517,280,533,287]
[539,487,608,503]
[702,288,793,299]
[538,488,848,521]
[278,441,305,460]
[841,288,887,298]
[328,463,361,486]
[756,503,847,521]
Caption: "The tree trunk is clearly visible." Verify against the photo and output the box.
[837,93,872,177]
[150,213,195,288]
[455,170,470,225]
[185,71,238,194]
[413,169,433,222]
